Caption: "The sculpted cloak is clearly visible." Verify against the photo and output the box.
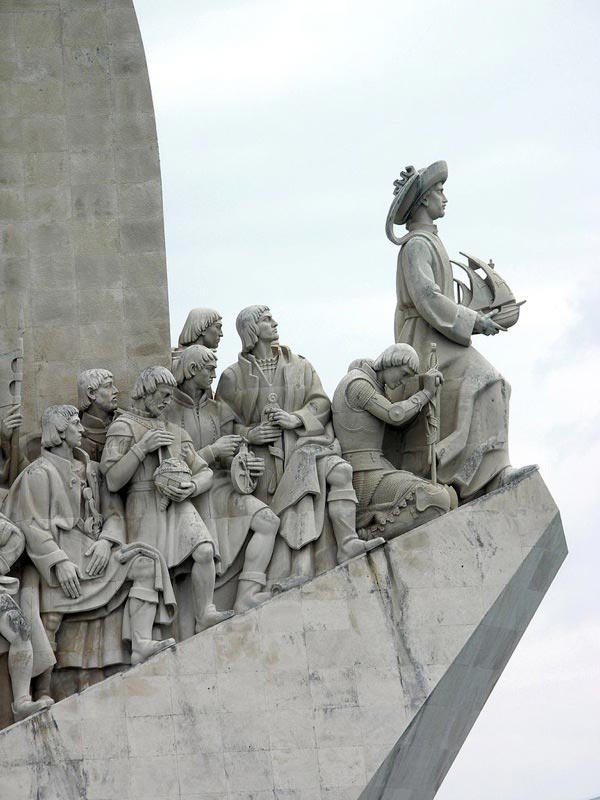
[394,222,511,498]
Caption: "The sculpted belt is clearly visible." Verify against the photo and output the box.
[129,480,156,492]
[399,307,420,320]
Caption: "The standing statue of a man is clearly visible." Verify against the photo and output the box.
[387,161,530,500]
[216,305,383,583]
[5,405,176,699]
[101,367,234,633]
[165,344,279,612]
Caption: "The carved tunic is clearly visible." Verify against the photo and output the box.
[164,389,266,576]
[79,410,112,462]
[395,223,510,498]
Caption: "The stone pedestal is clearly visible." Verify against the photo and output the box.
[0,470,566,799]
[0,0,170,435]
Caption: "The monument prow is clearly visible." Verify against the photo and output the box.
[0,469,566,799]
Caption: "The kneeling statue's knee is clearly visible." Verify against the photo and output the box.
[193,542,214,567]
[328,461,353,489]
[253,508,279,534]
[129,555,155,582]
[1,596,31,643]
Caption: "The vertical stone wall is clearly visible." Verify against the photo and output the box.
[0,0,170,435]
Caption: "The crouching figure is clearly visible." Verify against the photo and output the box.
[332,344,456,540]
[5,405,176,701]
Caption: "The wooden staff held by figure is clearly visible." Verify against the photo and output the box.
[8,310,24,486]
[426,342,440,485]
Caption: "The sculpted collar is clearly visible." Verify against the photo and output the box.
[41,447,88,479]
[173,387,210,410]
[406,221,438,235]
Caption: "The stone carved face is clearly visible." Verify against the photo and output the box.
[256,310,279,345]
[63,414,84,448]
[381,365,415,390]
[199,320,223,349]
[90,378,119,413]
[193,361,217,392]
[421,181,447,220]
[143,385,174,417]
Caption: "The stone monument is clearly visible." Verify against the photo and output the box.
[0,3,566,799]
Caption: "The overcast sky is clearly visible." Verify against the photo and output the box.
[134,2,600,797]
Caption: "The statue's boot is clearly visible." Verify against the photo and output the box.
[485,464,538,494]
[12,695,53,723]
[195,604,235,633]
[329,498,385,563]
[129,599,175,666]
[234,572,271,613]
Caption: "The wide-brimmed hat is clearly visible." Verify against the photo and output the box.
[385,160,448,244]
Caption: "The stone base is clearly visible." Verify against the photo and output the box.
[0,470,566,799]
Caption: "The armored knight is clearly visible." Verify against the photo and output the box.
[387,160,532,499]
[332,344,455,540]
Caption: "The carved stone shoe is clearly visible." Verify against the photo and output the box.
[486,464,538,493]
[12,696,54,723]
[131,637,176,666]
[195,605,235,633]
[234,573,272,613]
[337,536,385,563]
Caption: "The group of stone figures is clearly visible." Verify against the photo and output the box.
[0,160,530,724]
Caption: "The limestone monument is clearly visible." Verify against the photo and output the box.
[0,3,567,799]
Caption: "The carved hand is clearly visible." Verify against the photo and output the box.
[474,310,507,336]
[55,561,82,599]
[423,368,444,395]
[160,480,195,503]
[246,456,265,477]
[269,410,302,430]
[0,405,23,439]
[85,539,112,577]
[139,429,175,454]
[247,423,281,444]
[212,435,242,459]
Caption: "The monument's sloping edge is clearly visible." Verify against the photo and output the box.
[359,506,567,799]
[0,471,566,800]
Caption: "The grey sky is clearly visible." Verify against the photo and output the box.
[134,1,600,797]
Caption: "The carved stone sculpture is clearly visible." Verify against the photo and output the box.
[0,514,54,722]
[101,367,234,632]
[165,345,280,612]
[216,306,384,585]
[0,406,23,495]
[386,161,532,499]
[332,344,455,540]
[5,405,176,701]
[76,369,120,462]
[177,308,224,350]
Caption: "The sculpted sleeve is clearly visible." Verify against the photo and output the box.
[293,359,330,436]
[101,419,142,491]
[403,237,477,346]
[181,435,213,496]
[6,466,69,584]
